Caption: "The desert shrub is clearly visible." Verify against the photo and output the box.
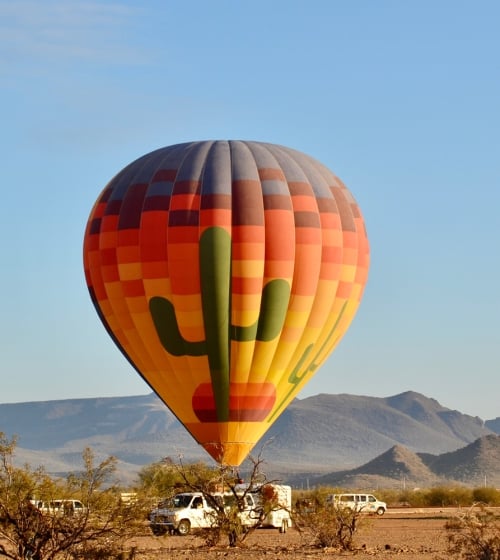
[425,487,451,507]
[425,486,472,507]
[404,489,428,507]
[0,432,144,560]
[473,487,500,506]
[294,500,362,550]
[447,487,473,507]
[376,489,401,506]
[295,487,334,508]
[445,507,500,560]
[377,489,423,507]
[137,458,215,498]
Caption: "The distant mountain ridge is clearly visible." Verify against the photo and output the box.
[309,434,500,489]
[0,391,497,484]
[261,391,494,473]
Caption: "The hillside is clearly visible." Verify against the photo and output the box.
[486,417,500,434]
[0,391,495,483]
[309,444,439,489]
[262,391,491,471]
[420,434,500,486]
[304,435,500,489]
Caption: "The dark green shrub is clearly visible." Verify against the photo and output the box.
[425,486,472,507]
[472,487,500,506]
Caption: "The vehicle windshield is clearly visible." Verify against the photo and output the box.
[172,494,196,509]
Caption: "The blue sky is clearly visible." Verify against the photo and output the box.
[1,1,498,420]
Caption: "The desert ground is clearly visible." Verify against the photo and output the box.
[126,511,455,559]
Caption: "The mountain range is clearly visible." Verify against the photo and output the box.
[0,391,498,487]
[303,434,500,489]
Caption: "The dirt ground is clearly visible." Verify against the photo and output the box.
[125,513,452,559]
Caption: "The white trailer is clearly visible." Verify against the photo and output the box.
[251,484,292,532]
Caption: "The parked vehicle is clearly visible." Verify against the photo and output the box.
[120,492,137,505]
[31,499,87,516]
[326,493,387,515]
[149,491,259,536]
[248,484,292,533]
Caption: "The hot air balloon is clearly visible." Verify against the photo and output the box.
[83,141,369,466]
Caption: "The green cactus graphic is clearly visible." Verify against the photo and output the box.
[268,299,348,423]
[149,227,290,422]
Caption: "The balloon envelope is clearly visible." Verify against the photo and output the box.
[83,141,369,466]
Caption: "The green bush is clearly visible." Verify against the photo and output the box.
[380,486,473,508]
[472,487,500,506]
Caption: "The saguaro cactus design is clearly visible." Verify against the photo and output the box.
[149,227,291,423]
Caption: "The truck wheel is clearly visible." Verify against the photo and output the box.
[177,519,191,535]
[376,507,385,516]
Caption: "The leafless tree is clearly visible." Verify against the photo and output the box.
[168,451,278,547]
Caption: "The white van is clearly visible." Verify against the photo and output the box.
[327,493,386,515]
[149,491,259,535]
[31,499,87,516]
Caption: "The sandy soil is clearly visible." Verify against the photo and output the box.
[125,513,452,559]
